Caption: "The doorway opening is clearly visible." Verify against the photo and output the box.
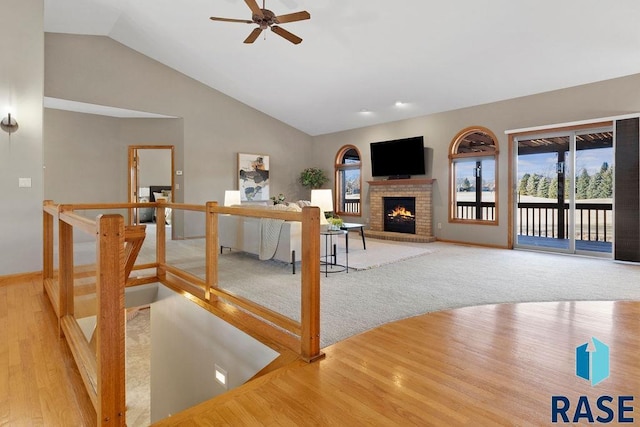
[128,145,175,239]
[513,127,613,257]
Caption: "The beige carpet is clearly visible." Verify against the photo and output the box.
[137,232,436,272]
[126,308,151,427]
[331,235,436,270]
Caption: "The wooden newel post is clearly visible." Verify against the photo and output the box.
[156,200,166,281]
[42,200,54,290]
[43,200,61,333]
[300,206,323,362]
[205,201,219,302]
[58,205,74,337]
[95,214,126,425]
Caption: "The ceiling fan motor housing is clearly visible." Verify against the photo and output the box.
[254,9,277,29]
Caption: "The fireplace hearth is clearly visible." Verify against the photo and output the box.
[384,197,416,234]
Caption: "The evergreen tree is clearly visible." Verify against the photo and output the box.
[548,176,558,199]
[576,168,590,199]
[519,173,530,196]
[461,177,471,192]
[601,166,613,198]
[587,172,603,199]
[537,177,550,198]
[526,174,540,196]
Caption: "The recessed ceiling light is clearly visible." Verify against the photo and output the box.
[214,364,228,389]
[359,108,371,114]
[395,101,405,107]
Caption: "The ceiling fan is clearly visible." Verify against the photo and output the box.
[210,0,310,45]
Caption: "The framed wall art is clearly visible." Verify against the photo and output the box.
[238,153,270,202]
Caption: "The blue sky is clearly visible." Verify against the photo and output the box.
[517,147,613,180]
[455,160,496,186]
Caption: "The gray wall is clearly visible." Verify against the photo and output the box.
[44,109,126,203]
[0,0,44,275]
[120,119,184,207]
[44,109,185,238]
[44,110,183,204]
[313,74,640,247]
[138,149,171,189]
[150,285,278,422]
[44,33,313,240]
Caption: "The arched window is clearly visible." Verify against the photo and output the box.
[335,145,362,216]
[449,127,499,224]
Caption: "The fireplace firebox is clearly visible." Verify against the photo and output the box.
[384,197,416,234]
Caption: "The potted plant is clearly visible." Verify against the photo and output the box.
[299,167,329,189]
[327,216,343,230]
[270,193,286,205]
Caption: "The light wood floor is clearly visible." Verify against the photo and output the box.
[2,275,638,426]
[157,300,639,426]
[0,275,95,426]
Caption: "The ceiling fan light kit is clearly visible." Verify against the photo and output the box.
[210,0,310,45]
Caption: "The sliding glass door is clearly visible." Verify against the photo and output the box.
[514,127,613,256]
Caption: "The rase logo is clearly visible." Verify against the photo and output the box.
[551,337,635,424]
[576,337,610,386]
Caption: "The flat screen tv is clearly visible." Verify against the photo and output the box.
[370,136,426,178]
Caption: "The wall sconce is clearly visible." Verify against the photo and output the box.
[1,113,18,134]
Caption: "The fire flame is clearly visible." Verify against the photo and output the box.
[388,205,414,218]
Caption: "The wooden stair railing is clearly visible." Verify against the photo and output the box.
[123,225,147,280]
[43,200,322,426]
[89,224,146,354]
[42,203,148,426]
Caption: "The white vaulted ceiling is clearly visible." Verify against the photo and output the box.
[44,0,640,136]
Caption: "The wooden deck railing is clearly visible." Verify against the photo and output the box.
[43,200,322,426]
[517,202,613,242]
[455,201,613,242]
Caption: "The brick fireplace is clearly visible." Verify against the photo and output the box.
[365,178,436,243]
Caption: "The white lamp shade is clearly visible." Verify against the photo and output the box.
[224,190,241,207]
[311,189,334,213]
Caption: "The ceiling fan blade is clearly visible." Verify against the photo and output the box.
[244,0,264,17]
[275,11,310,24]
[244,27,263,44]
[210,17,254,24]
[271,25,302,44]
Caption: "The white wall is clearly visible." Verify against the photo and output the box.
[0,0,44,275]
[150,285,278,423]
[313,73,640,247]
